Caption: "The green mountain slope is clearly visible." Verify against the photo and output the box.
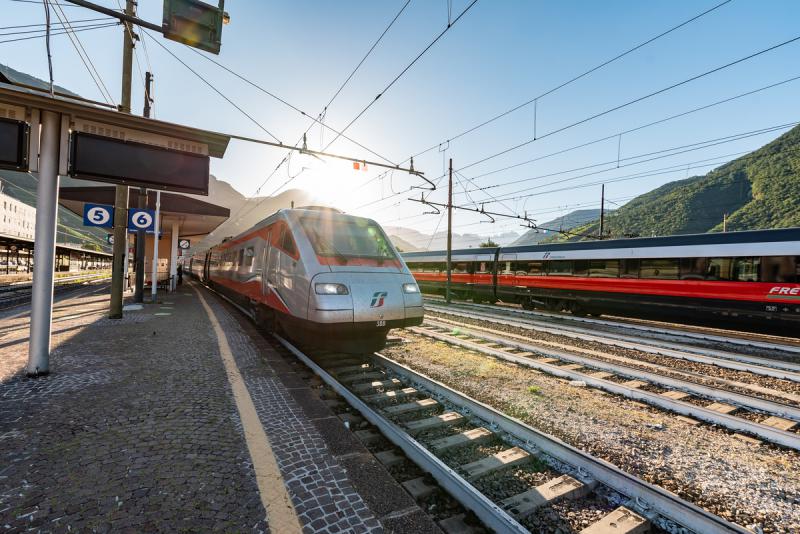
[554,125,800,240]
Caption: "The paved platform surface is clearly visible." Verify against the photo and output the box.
[0,282,439,533]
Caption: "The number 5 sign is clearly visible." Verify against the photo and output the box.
[128,208,156,232]
[83,203,114,228]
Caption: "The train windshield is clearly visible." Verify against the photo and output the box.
[299,217,396,262]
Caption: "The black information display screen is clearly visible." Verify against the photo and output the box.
[69,132,210,195]
[0,118,29,171]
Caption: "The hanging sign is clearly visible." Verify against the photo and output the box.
[83,203,114,228]
[128,208,156,232]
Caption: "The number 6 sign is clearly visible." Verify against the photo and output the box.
[127,208,156,232]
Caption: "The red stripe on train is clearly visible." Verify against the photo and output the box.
[210,276,291,314]
[411,272,800,304]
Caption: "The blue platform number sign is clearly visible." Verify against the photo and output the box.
[83,203,114,228]
[128,208,156,232]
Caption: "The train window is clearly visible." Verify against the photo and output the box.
[762,256,798,283]
[452,262,470,274]
[679,258,709,280]
[237,249,244,268]
[733,257,759,281]
[406,262,421,271]
[512,261,544,275]
[244,247,255,268]
[299,217,395,260]
[620,259,639,277]
[573,260,589,276]
[475,261,493,274]
[280,228,297,256]
[548,260,572,276]
[706,258,732,280]
[640,259,679,279]
[589,259,619,277]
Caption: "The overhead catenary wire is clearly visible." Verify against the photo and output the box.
[444,33,800,178]
[408,197,603,240]
[458,122,798,196]
[50,1,116,105]
[460,73,800,184]
[399,0,736,164]
[221,0,414,230]
[321,0,481,152]
[142,30,282,143]
[0,21,117,45]
[463,122,798,204]
[42,0,54,95]
[0,18,112,35]
[344,71,800,216]
[489,145,800,204]
[186,45,397,165]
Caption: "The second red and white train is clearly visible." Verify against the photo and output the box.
[403,228,800,331]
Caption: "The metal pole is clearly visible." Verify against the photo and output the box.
[109,0,135,318]
[150,191,161,302]
[169,220,179,292]
[599,184,605,239]
[27,110,61,376]
[134,188,147,301]
[135,72,152,302]
[446,158,453,304]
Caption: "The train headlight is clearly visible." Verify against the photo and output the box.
[315,283,349,295]
[402,283,419,294]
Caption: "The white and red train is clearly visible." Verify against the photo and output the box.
[190,207,423,351]
[403,229,800,330]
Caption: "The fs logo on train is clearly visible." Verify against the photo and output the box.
[370,291,388,308]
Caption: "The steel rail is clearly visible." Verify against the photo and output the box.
[423,318,800,417]
[426,303,800,380]
[412,327,800,451]
[373,353,748,534]
[274,336,530,534]
[427,297,800,356]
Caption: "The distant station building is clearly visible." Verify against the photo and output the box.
[0,181,35,240]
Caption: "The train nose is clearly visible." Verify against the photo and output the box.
[350,280,406,322]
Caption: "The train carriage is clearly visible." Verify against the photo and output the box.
[404,228,800,330]
[196,207,423,351]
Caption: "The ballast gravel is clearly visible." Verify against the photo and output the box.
[428,311,800,402]
[382,333,800,534]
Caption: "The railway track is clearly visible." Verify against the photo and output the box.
[412,320,800,451]
[275,337,749,534]
[203,282,774,533]
[424,298,800,359]
[0,273,112,309]
[424,301,800,377]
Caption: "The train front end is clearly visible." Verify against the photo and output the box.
[292,210,423,352]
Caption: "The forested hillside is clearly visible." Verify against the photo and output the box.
[557,125,800,240]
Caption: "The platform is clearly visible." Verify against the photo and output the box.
[0,281,440,532]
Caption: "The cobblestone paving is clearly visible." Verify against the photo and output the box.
[0,289,267,532]
[202,290,384,534]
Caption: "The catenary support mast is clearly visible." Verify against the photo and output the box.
[108,0,135,318]
[446,158,453,304]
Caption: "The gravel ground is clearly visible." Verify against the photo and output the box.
[382,333,800,533]
[428,311,800,405]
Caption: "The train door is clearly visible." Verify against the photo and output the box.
[265,231,279,294]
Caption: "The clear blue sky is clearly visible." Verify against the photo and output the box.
[3,0,799,239]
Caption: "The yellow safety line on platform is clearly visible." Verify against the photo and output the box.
[195,288,303,533]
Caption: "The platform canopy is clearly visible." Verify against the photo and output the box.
[59,186,230,238]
